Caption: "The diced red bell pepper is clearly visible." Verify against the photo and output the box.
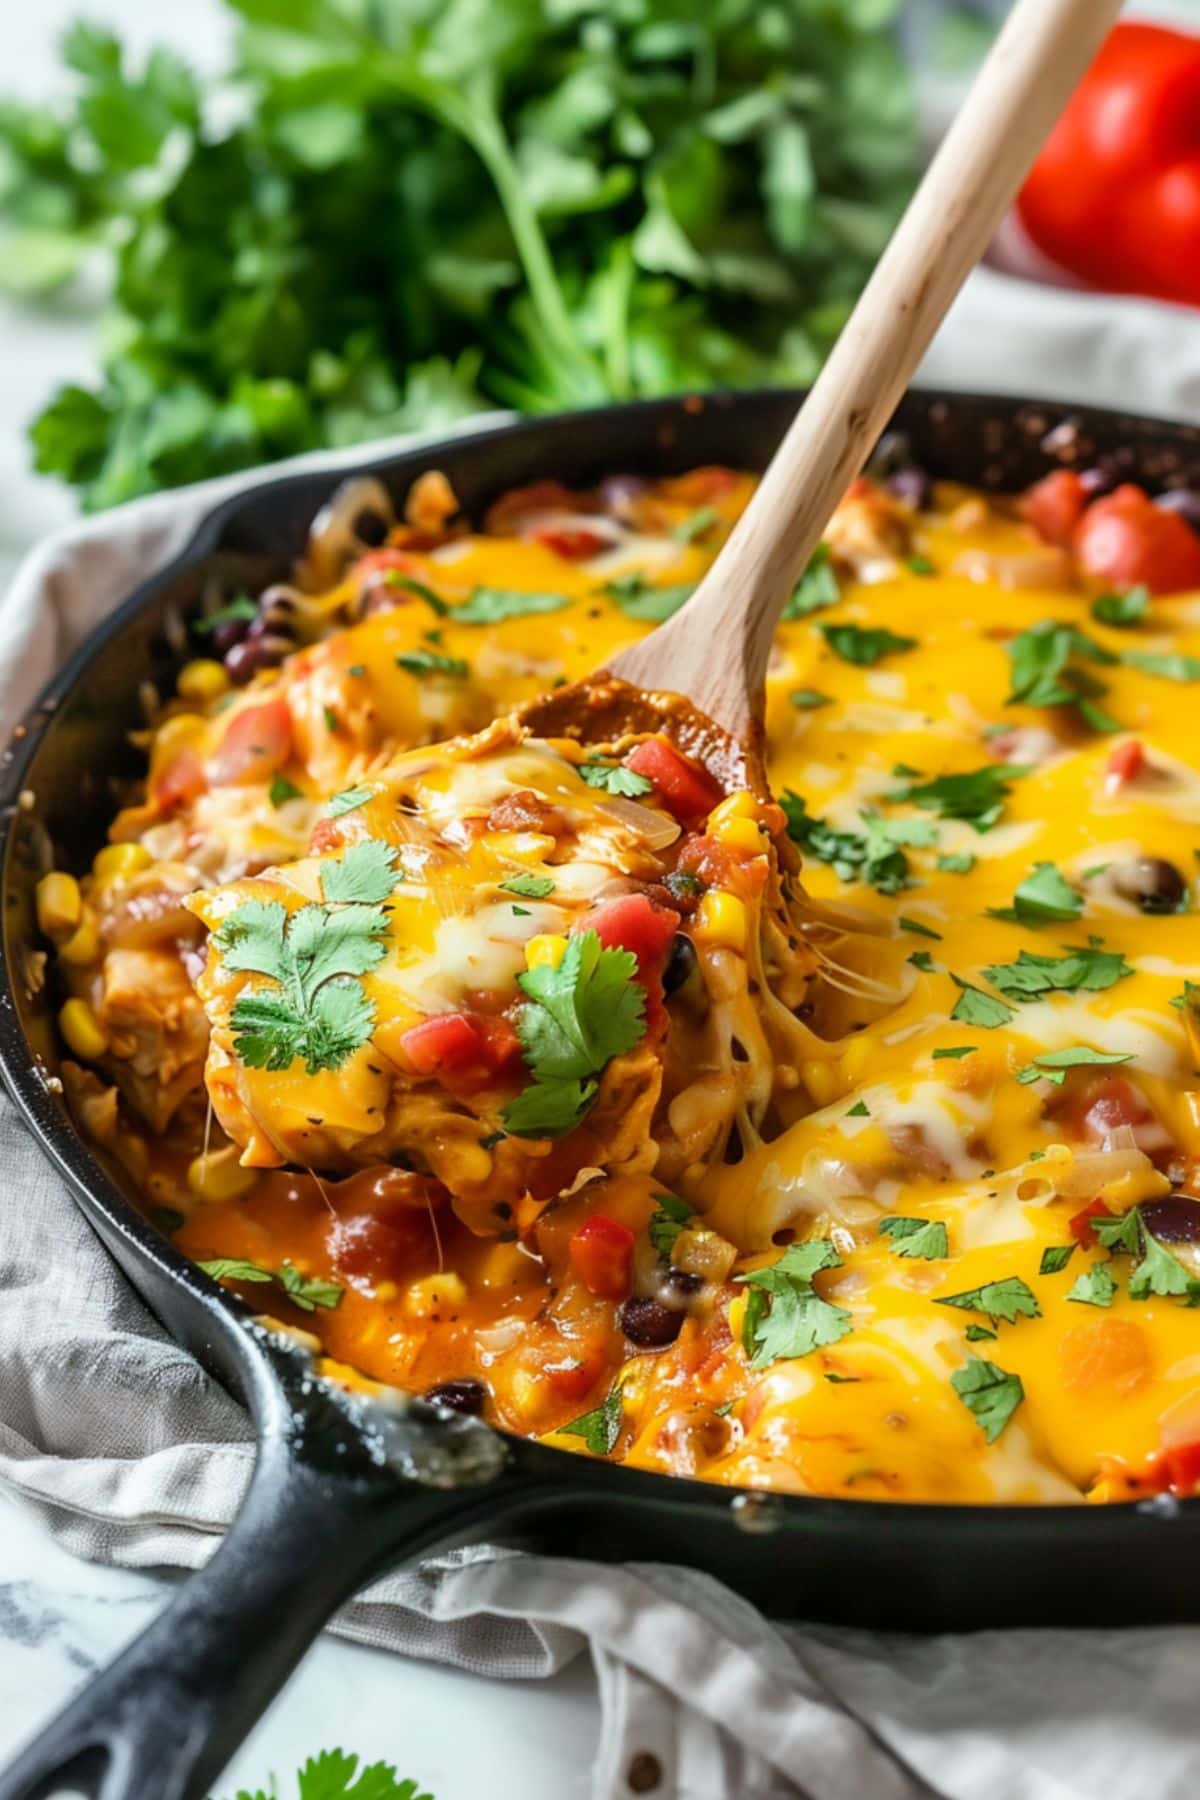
[625,736,722,823]
[208,695,293,787]
[1074,485,1200,594]
[1105,739,1145,791]
[154,747,208,811]
[1160,1438,1200,1497]
[399,1012,522,1083]
[532,525,611,561]
[544,1347,606,1404]
[1023,470,1088,548]
[1068,1197,1114,1247]
[570,1213,636,1300]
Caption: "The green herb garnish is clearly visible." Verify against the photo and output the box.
[819,622,916,665]
[879,1217,948,1260]
[951,1357,1024,1442]
[736,1240,853,1368]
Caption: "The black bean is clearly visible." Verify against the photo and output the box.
[225,634,292,684]
[353,508,390,547]
[886,466,932,511]
[422,1378,488,1416]
[210,617,251,656]
[619,1296,683,1348]
[1113,856,1187,915]
[662,932,697,996]
[659,1267,703,1306]
[1155,489,1200,533]
[1141,1197,1200,1244]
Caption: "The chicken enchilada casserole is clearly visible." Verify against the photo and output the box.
[35,446,1200,1509]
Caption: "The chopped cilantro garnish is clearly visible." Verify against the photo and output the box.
[648,1192,694,1260]
[502,929,646,1138]
[199,1257,342,1313]
[1015,1046,1135,1087]
[1123,651,1200,683]
[665,869,703,903]
[500,874,555,899]
[936,1276,1040,1325]
[1066,1263,1116,1308]
[997,861,1083,924]
[907,554,936,575]
[879,1216,948,1259]
[780,792,934,894]
[578,760,654,797]
[932,1044,976,1060]
[937,853,975,874]
[455,587,570,624]
[781,544,839,618]
[908,950,936,972]
[346,663,366,677]
[887,763,1029,831]
[1092,1210,1142,1254]
[964,1322,997,1343]
[384,572,449,615]
[396,650,469,678]
[789,688,832,710]
[193,594,257,635]
[327,785,373,818]
[1039,1245,1075,1275]
[1006,619,1121,732]
[736,1240,853,1368]
[559,1387,623,1455]
[950,978,1014,1029]
[322,840,402,904]
[899,915,941,939]
[601,573,694,622]
[951,1357,1024,1442]
[269,774,303,809]
[323,705,339,733]
[982,946,1132,999]
[1129,1231,1195,1301]
[673,505,720,543]
[1091,585,1149,628]
[824,1372,860,1383]
[819,622,917,665]
[846,1099,871,1117]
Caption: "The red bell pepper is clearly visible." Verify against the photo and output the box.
[570,1213,636,1300]
[208,695,293,787]
[1018,22,1200,309]
[625,736,722,823]
[1074,485,1200,595]
[400,1012,521,1084]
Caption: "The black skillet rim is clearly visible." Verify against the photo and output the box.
[3,383,1199,1541]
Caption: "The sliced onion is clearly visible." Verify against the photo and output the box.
[301,477,395,590]
[1043,1144,1168,1205]
[597,795,681,849]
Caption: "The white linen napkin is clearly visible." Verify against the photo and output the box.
[4,367,1200,1800]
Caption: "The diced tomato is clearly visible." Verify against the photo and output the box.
[531,526,611,561]
[544,1348,606,1404]
[625,737,722,823]
[1074,484,1200,594]
[570,1213,636,1300]
[1160,1439,1200,1497]
[667,466,740,504]
[676,833,737,892]
[399,1012,522,1086]
[1105,739,1145,792]
[1071,1075,1160,1150]
[208,696,293,787]
[1068,1197,1114,1247]
[327,1207,432,1285]
[1023,470,1088,547]
[586,893,678,984]
[153,747,208,811]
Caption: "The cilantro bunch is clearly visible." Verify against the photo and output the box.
[0,3,916,509]
[219,1747,431,1800]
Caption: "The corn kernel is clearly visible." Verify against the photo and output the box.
[177,659,230,704]
[453,1141,495,1186]
[525,932,567,970]
[405,1272,468,1318]
[187,1147,258,1202]
[93,842,153,882]
[713,816,765,856]
[35,872,81,942]
[708,790,758,831]
[488,831,556,862]
[59,998,109,1062]
[693,891,746,951]
[840,1035,874,1085]
[58,915,101,967]
[374,1279,398,1302]
[727,1292,748,1343]
[801,1056,840,1106]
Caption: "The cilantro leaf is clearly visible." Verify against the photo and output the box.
[736,1240,852,1367]
[500,874,555,899]
[936,1276,1040,1324]
[1066,1263,1116,1308]
[578,761,654,797]
[1004,862,1084,924]
[322,840,402,904]
[1123,652,1200,683]
[982,946,1132,999]
[648,1192,694,1260]
[384,573,449,615]
[293,1747,432,1800]
[964,1322,997,1343]
[396,650,469,678]
[937,853,975,874]
[559,1387,622,1456]
[951,1357,1024,1442]
[819,622,916,665]
[1091,586,1149,628]
[194,594,257,635]
[909,950,936,973]
[932,1044,976,1060]
[328,785,374,818]
[276,1261,344,1313]
[899,915,941,940]
[1129,1231,1195,1301]
[673,505,720,543]
[780,793,932,894]
[1006,620,1120,731]
[1015,1046,1135,1087]
[1092,1210,1143,1254]
[454,587,570,624]
[269,774,303,809]
[602,573,694,622]
[879,1216,948,1260]
[846,1099,870,1118]
[789,688,832,710]
[503,929,646,1137]
[1039,1245,1076,1275]
[887,764,1029,831]
[197,1257,273,1286]
[950,978,1014,1029]
[781,544,839,618]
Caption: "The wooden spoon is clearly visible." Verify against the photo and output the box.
[523,0,1123,782]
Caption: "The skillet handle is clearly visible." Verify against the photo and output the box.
[0,1337,514,1800]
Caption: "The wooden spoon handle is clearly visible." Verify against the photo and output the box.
[610,0,1125,739]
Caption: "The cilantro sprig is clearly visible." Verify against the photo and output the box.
[559,1387,623,1456]
[886,763,1030,832]
[951,1357,1024,1443]
[502,930,647,1137]
[1006,620,1120,733]
[199,1257,342,1313]
[220,1747,432,1800]
[780,792,935,894]
[736,1240,853,1367]
[982,946,1132,1000]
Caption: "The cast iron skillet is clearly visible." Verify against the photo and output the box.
[4,389,1200,1800]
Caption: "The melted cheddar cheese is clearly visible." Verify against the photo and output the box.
[43,458,1200,1506]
